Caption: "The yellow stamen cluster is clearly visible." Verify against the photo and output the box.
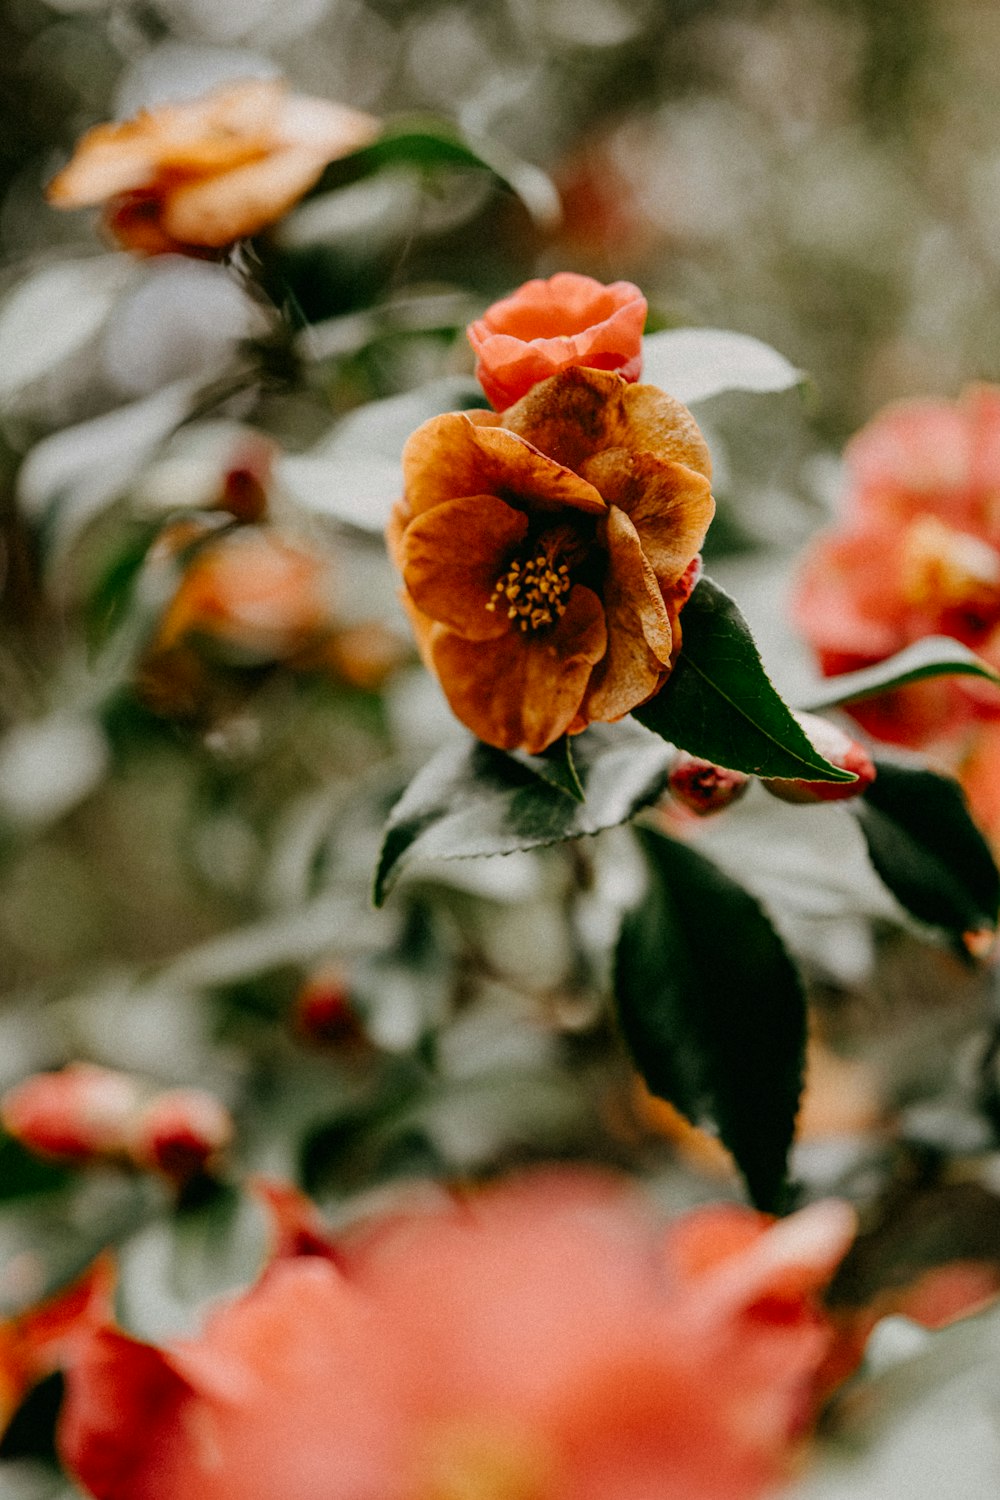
[486,551,572,633]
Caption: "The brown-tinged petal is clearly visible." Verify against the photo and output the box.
[402,413,605,519]
[504,367,711,480]
[400,493,528,640]
[47,125,162,207]
[583,507,674,723]
[429,585,606,752]
[163,146,331,247]
[580,450,715,586]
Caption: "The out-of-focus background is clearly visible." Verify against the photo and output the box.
[4,9,1000,1495]
[6,0,1000,438]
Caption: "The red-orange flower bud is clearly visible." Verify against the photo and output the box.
[668,752,750,817]
[763,713,875,804]
[293,967,368,1051]
[467,272,647,410]
[129,1088,234,1182]
[0,1064,141,1164]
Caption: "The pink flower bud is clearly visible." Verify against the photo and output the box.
[130,1089,234,1182]
[668,753,750,817]
[764,712,876,804]
[0,1064,141,1164]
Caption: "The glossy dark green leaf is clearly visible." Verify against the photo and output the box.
[614,824,807,1211]
[801,636,1000,712]
[374,722,672,905]
[636,577,855,781]
[313,121,560,228]
[852,760,1000,936]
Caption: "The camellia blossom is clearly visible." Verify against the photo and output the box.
[792,385,1000,748]
[389,364,714,753]
[56,1171,856,1500]
[468,272,648,411]
[47,79,380,255]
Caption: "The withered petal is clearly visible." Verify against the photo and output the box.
[402,412,606,519]
[400,493,528,641]
[504,367,712,481]
[429,585,607,753]
[580,450,715,586]
[583,507,674,723]
[162,147,332,248]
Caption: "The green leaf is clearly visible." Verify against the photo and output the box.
[801,636,1000,712]
[636,577,855,781]
[509,737,585,801]
[852,760,1000,936]
[640,328,802,405]
[374,722,672,905]
[614,824,806,1211]
[314,120,560,229]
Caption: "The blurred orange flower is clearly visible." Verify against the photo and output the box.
[792,386,1000,748]
[468,272,647,410]
[389,365,714,753]
[57,1171,856,1500]
[47,79,379,255]
[154,526,337,663]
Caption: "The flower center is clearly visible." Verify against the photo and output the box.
[901,516,1000,616]
[486,542,573,633]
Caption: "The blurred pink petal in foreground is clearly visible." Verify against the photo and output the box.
[58,1170,857,1500]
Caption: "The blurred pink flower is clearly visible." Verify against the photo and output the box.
[468,273,647,410]
[792,386,1000,748]
[57,1170,856,1500]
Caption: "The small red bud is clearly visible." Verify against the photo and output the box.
[763,712,876,804]
[130,1089,234,1182]
[668,753,750,817]
[0,1064,141,1164]
[293,967,368,1051]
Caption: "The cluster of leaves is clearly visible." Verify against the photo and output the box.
[377,558,1000,1210]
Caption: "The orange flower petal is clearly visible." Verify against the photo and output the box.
[400,493,528,641]
[468,272,647,410]
[402,412,606,520]
[505,367,711,481]
[429,585,607,752]
[582,450,715,586]
[583,507,673,723]
[163,146,334,248]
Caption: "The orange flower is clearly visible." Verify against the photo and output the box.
[47,79,380,255]
[389,366,714,753]
[154,526,338,663]
[57,1171,856,1500]
[792,386,1000,748]
[468,272,647,411]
